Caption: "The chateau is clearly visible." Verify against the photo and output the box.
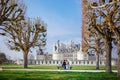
[16,40,117,66]
[53,40,81,61]
[52,40,105,61]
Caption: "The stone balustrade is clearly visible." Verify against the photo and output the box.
[16,59,117,66]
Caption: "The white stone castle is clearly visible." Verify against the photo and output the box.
[52,40,106,61]
[16,40,117,66]
[52,40,84,61]
[32,40,105,61]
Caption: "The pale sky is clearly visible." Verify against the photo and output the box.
[0,0,82,60]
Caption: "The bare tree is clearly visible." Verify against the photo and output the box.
[0,0,26,35]
[83,1,111,71]
[103,0,120,77]
[83,17,104,70]
[4,18,47,68]
[87,0,114,72]
[92,13,113,73]
[0,52,8,64]
[90,0,120,76]
[88,27,104,70]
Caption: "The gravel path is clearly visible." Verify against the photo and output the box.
[1,69,117,72]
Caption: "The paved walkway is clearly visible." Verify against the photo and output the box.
[1,68,117,72]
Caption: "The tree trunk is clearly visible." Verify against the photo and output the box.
[96,53,99,70]
[23,51,28,68]
[117,43,120,77]
[118,53,120,77]
[105,41,112,72]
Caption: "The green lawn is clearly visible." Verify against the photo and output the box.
[0,64,117,70]
[0,65,118,80]
[0,70,119,80]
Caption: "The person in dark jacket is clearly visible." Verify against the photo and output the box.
[62,60,66,69]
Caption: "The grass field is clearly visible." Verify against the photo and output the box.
[0,70,119,80]
[0,64,117,70]
[0,65,118,80]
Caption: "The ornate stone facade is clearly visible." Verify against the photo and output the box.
[52,40,86,61]
[52,40,106,61]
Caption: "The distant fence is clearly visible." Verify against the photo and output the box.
[16,59,117,66]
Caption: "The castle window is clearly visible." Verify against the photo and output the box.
[72,61,74,64]
[49,61,51,64]
[91,61,93,64]
[46,61,47,64]
[100,61,102,64]
[87,61,89,64]
[34,61,36,64]
[53,61,55,64]
[83,61,85,64]
[61,61,62,64]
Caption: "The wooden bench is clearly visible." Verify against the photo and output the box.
[57,65,72,70]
